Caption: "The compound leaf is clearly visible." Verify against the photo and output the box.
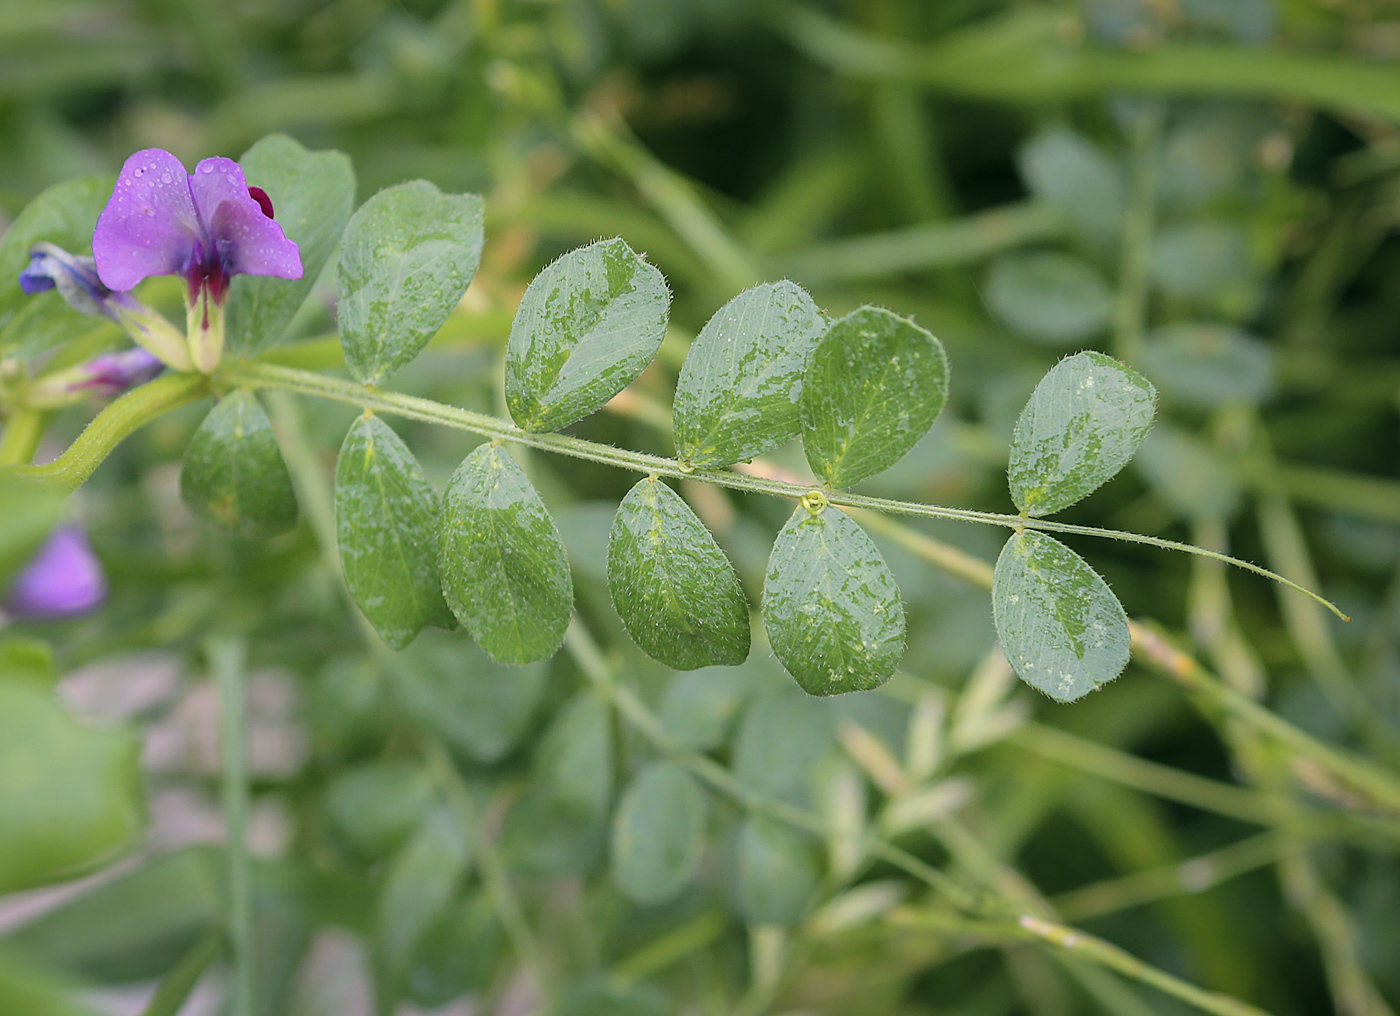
[762,505,905,695]
[673,281,825,468]
[992,529,1130,702]
[1007,351,1156,516]
[801,307,948,488]
[334,414,454,649]
[607,478,749,670]
[337,180,484,384]
[505,237,669,432]
[437,444,572,665]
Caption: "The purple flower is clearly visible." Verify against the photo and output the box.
[93,149,302,372]
[4,525,106,620]
[27,347,165,407]
[18,242,192,371]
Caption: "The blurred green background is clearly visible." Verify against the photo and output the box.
[1,1,1399,1015]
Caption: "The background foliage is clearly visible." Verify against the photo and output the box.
[2,1,1400,1015]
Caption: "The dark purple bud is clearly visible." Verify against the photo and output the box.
[5,525,106,620]
[18,243,119,318]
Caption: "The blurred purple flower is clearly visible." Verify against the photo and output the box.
[19,242,192,371]
[5,525,106,620]
[27,347,165,408]
[93,149,302,372]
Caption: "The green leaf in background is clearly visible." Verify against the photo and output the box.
[659,663,768,752]
[1140,322,1275,407]
[179,390,298,539]
[732,818,819,926]
[0,175,112,337]
[1007,351,1156,516]
[337,180,484,384]
[732,686,834,806]
[0,682,142,895]
[800,306,948,488]
[391,629,550,763]
[985,251,1113,346]
[1134,426,1242,521]
[0,847,220,983]
[226,134,355,356]
[0,639,58,686]
[992,529,1130,702]
[0,477,63,587]
[672,280,826,468]
[406,894,502,1009]
[334,414,454,650]
[323,761,436,861]
[0,954,97,1016]
[607,477,749,670]
[611,760,707,905]
[438,443,573,665]
[502,692,614,875]
[1017,128,1124,246]
[1150,221,1259,314]
[762,505,905,695]
[378,804,473,980]
[505,237,669,433]
[555,979,672,1016]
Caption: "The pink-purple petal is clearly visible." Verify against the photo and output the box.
[209,198,303,280]
[5,526,106,620]
[93,149,201,292]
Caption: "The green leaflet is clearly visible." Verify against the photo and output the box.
[762,505,905,696]
[1007,351,1156,516]
[406,894,502,1009]
[607,478,750,671]
[391,629,550,763]
[505,237,669,433]
[0,848,220,983]
[1134,425,1242,521]
[732,818,819,926]
[731,685,834,806]
[800,306,948,488]
[659,663,768,752]
[179,390,298,539]
[555,979,671,1016]
[0,955,98,1016]
[611,760,707,905]
[378,804,473,980]
[323,761,436,861]
[985,251,1113,346]
[672,280,826,468]
[226,135,355,356]
[0,175,113,340]
[334,414,454,650]
[437,443,572,665]
[0,682,142,896]
[337,180,484,384]
[992,529,1130,702]
[1017,128,1125,246]
[501,692,614,876]
[1140,322,1275,408]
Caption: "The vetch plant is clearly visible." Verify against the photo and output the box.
[0,130,1383,1016]
[1,137,1341,704]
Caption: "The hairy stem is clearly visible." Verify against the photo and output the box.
[1,372,209,491]
[219,359,1346,619]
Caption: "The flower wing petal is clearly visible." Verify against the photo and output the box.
[93,149,200,291]
[192,157,302,281]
